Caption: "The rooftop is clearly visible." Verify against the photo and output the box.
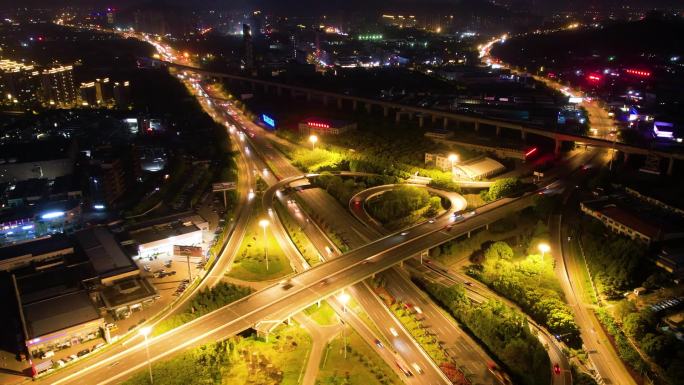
[74,227,137,278]
[22,290,100,339]
[0,235,73,263]
[583,195,684,239]
[0,140,73,164]
[129,221,201,246]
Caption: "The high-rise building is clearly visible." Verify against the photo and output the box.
[79,81,97,106]
[251,10,263,38]
[41,65,77,108]
[0,59,41,108]
[94,78,113,105]
[242,24,254,72]
[113,81,130,109]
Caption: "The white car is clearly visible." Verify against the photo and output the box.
[411,363,424,374]
[389,327,399,337]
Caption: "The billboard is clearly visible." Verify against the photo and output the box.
[261,114,276,129]
[173,245,203,258]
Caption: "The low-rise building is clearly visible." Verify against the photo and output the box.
[298,118,357,135]
[656,245,684,275]
[580,196,684,244]
[129,220,203,260]
[452,157,506,180]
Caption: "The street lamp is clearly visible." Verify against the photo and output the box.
[338,292,350,313]
[538,243,550,261]
[309,134,318,150]
[259,219,270,270]
[139,326,153,384]
[338,292,351,359]
[448,153,459,174]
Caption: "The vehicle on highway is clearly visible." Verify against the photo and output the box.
[281,280,294,290]
[464,281,473,286]
[395,361,413,377]
[428,219,435,223]
[374,339,384,348]
[411,362,424,374]
[414,306,423,314]
[400,231,409,236]
[553,363,561,375]
[77,349,89,357]
[389,327,398,337]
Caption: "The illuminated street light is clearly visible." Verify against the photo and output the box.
[139,326,153,384]
[538,243,551,261]
[448,153,459,174]
[309,134,318,150]
[338,291,351,359]
[259,219,270,270]
[338,292,350,312]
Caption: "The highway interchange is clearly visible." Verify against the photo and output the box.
[35,29,638,385]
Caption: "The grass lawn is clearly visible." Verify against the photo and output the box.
[317,327,402,385]
[462,193,486,209]
[568,238,599,305]
[274,200,322,267]
[304,301,338,326]
[228,211,294,282]
[222,324,312,385]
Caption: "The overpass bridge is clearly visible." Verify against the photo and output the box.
[163,60,683,174]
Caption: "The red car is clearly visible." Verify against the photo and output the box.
[553,363,561,375]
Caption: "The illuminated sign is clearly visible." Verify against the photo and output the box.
[625,69,651,77]
[41,211,64,220]
[525,147,538,157]
[308,121,330,129]
[261,114,275,128]
[587,74,602,82]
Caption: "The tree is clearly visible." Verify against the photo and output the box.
[484,241,514,261]
[622,313,647,339]
[483,178,522,201]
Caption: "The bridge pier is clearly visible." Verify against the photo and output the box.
[418,115,425,128]
[352,100,358,111]
[474,121,480,132]
[395,111,401,123]
[337,97,343,109]
[277,86,282,96]
[623,152,630,163]
[668,157,674,175]
[554,139,562,155]
[323,95,329,106]
[432,115,438,124]
[496,126,501,136]
[383,106,389,117]
[250,82,256,92]
[366,103,372,114]
[467,231,471,238]
[443,117,449,129]
[521,130,527,140]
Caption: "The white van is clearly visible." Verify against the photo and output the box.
[41,351,54,359]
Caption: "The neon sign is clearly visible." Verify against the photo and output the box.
[261,114,275,128]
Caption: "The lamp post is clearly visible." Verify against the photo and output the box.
[448,153,459,175]
[259,219,270,270]
[338,292,351,359]
[139,326,153,384]
[309,134,318,150]
[538,243,550,262]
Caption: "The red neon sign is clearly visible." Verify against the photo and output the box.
[308,122,330,129]
[587,74,602,82]
[525,147,537,157]
[625,69,651,77]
